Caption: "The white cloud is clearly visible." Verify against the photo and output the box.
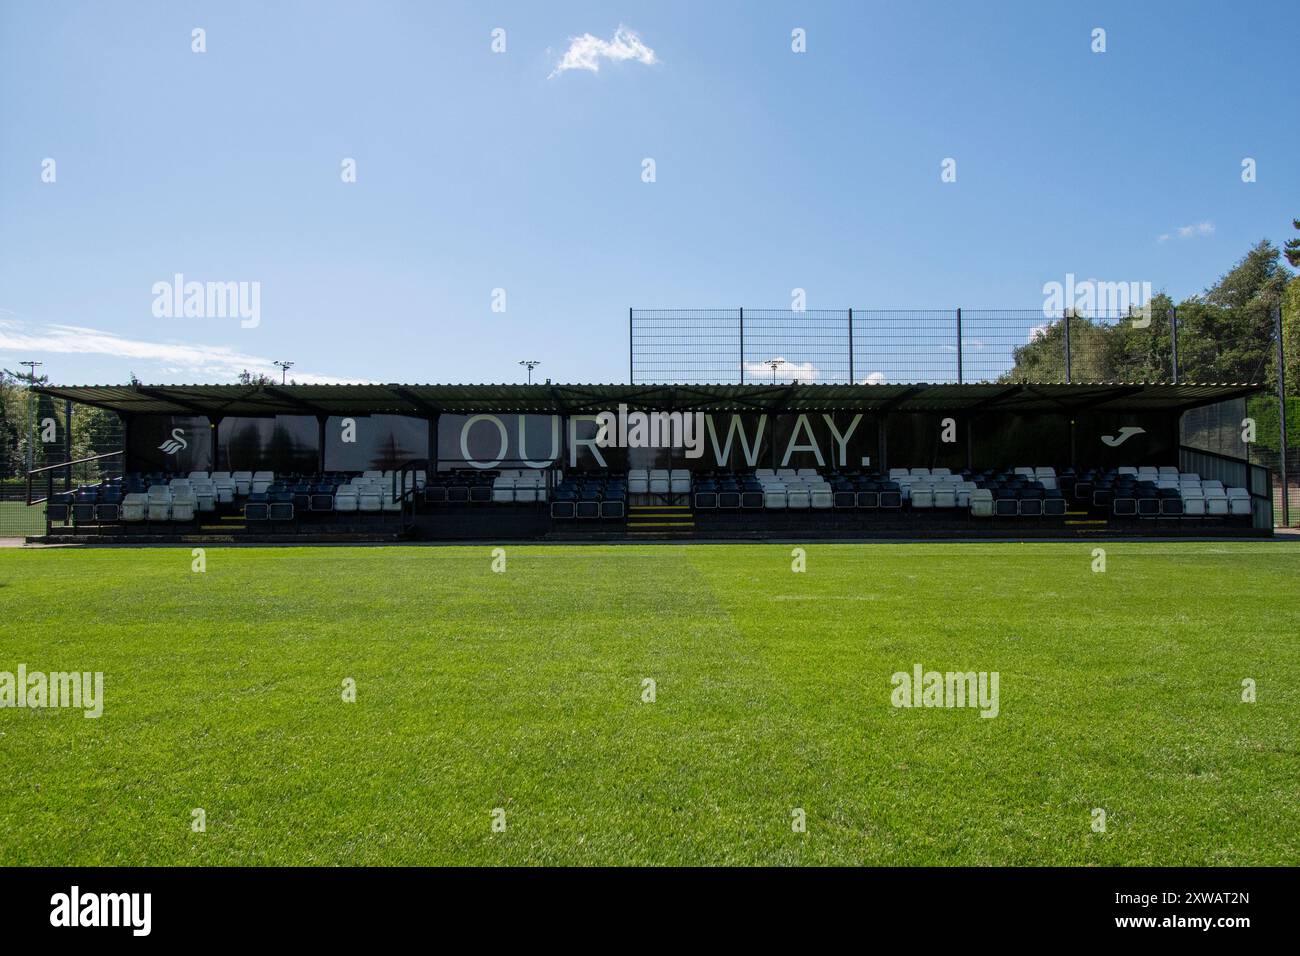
[858,371,887,385]
[549,26,658,78]
[744,357,819,383]
[1158,221,1215,243]
[0,318,370,384]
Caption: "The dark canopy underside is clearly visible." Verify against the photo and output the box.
[34,382,1262,418]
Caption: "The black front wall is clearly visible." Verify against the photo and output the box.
[218,416,319,473]
[325,415,430,472]
[125,409,1183,474]
[127,415,212,473]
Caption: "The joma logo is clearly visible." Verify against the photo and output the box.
[1100,426,1145,447]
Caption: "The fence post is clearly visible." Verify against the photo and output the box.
[628,307,634,384]
[64,398,73,491]
[1170,305,1179,384]
[1276,305,1290,527]
[848,308,855,384]
[1063,310,1072,383]
[956,308,963,384]
[739,307,745,384]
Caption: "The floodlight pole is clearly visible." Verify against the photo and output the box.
[519,360,540,385]
[766,359,784,384]
[274,360,294,384]
[20,361,42,472]
[1276,306,1289,527]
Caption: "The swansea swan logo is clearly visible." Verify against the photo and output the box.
[157,428,188,455]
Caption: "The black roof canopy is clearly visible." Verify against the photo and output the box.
[33,381,1263,418]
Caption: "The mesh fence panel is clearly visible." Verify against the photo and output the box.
[0,399,123,537]
[631,308,1178,385]
[629,309,742,385]
[851,310,956,384]
[743,309,852,384]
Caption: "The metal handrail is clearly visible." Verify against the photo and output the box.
[25,449,123,505]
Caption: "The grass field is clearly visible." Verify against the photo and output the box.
[0,500,45,537]
[1,542,1298,866]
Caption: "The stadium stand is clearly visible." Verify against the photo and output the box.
[31,460,1261,540]
[20,381,1270,542]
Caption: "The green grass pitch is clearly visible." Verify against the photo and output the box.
[1,542,1297,866]
[0,501,45,537]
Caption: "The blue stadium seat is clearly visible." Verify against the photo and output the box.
[245,492,270,522]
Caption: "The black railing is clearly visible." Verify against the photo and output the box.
[25,450,124,505]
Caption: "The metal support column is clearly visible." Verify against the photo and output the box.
[848,308,854,384]
[1063,310,1072,384]
[738,307,745,384]
[1170,305,1179,384]
[1276,306,1290,527]
[956,308,963,384]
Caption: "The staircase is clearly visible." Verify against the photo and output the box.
[1062,502,1107,530]
[626,503,694,538]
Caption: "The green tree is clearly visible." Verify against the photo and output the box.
[1178,240,1289,386]
[1284,218,1300,269]
[1283,275,1300,397]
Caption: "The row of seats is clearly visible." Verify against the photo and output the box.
[552,473,626,519]
[492,469,550,503]
[628,469,692,494]
[1073,468,1252,517]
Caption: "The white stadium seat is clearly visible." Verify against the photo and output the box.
[628,469,648,494]
[146,485,171,521]
[121,493,148,522]
[170,490,197,521]
[192,480,216,512]
[955,481,976,508]
[969,489,994,517]
[1227,488,1251,516]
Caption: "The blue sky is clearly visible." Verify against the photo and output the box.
[1,0,1297,386]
